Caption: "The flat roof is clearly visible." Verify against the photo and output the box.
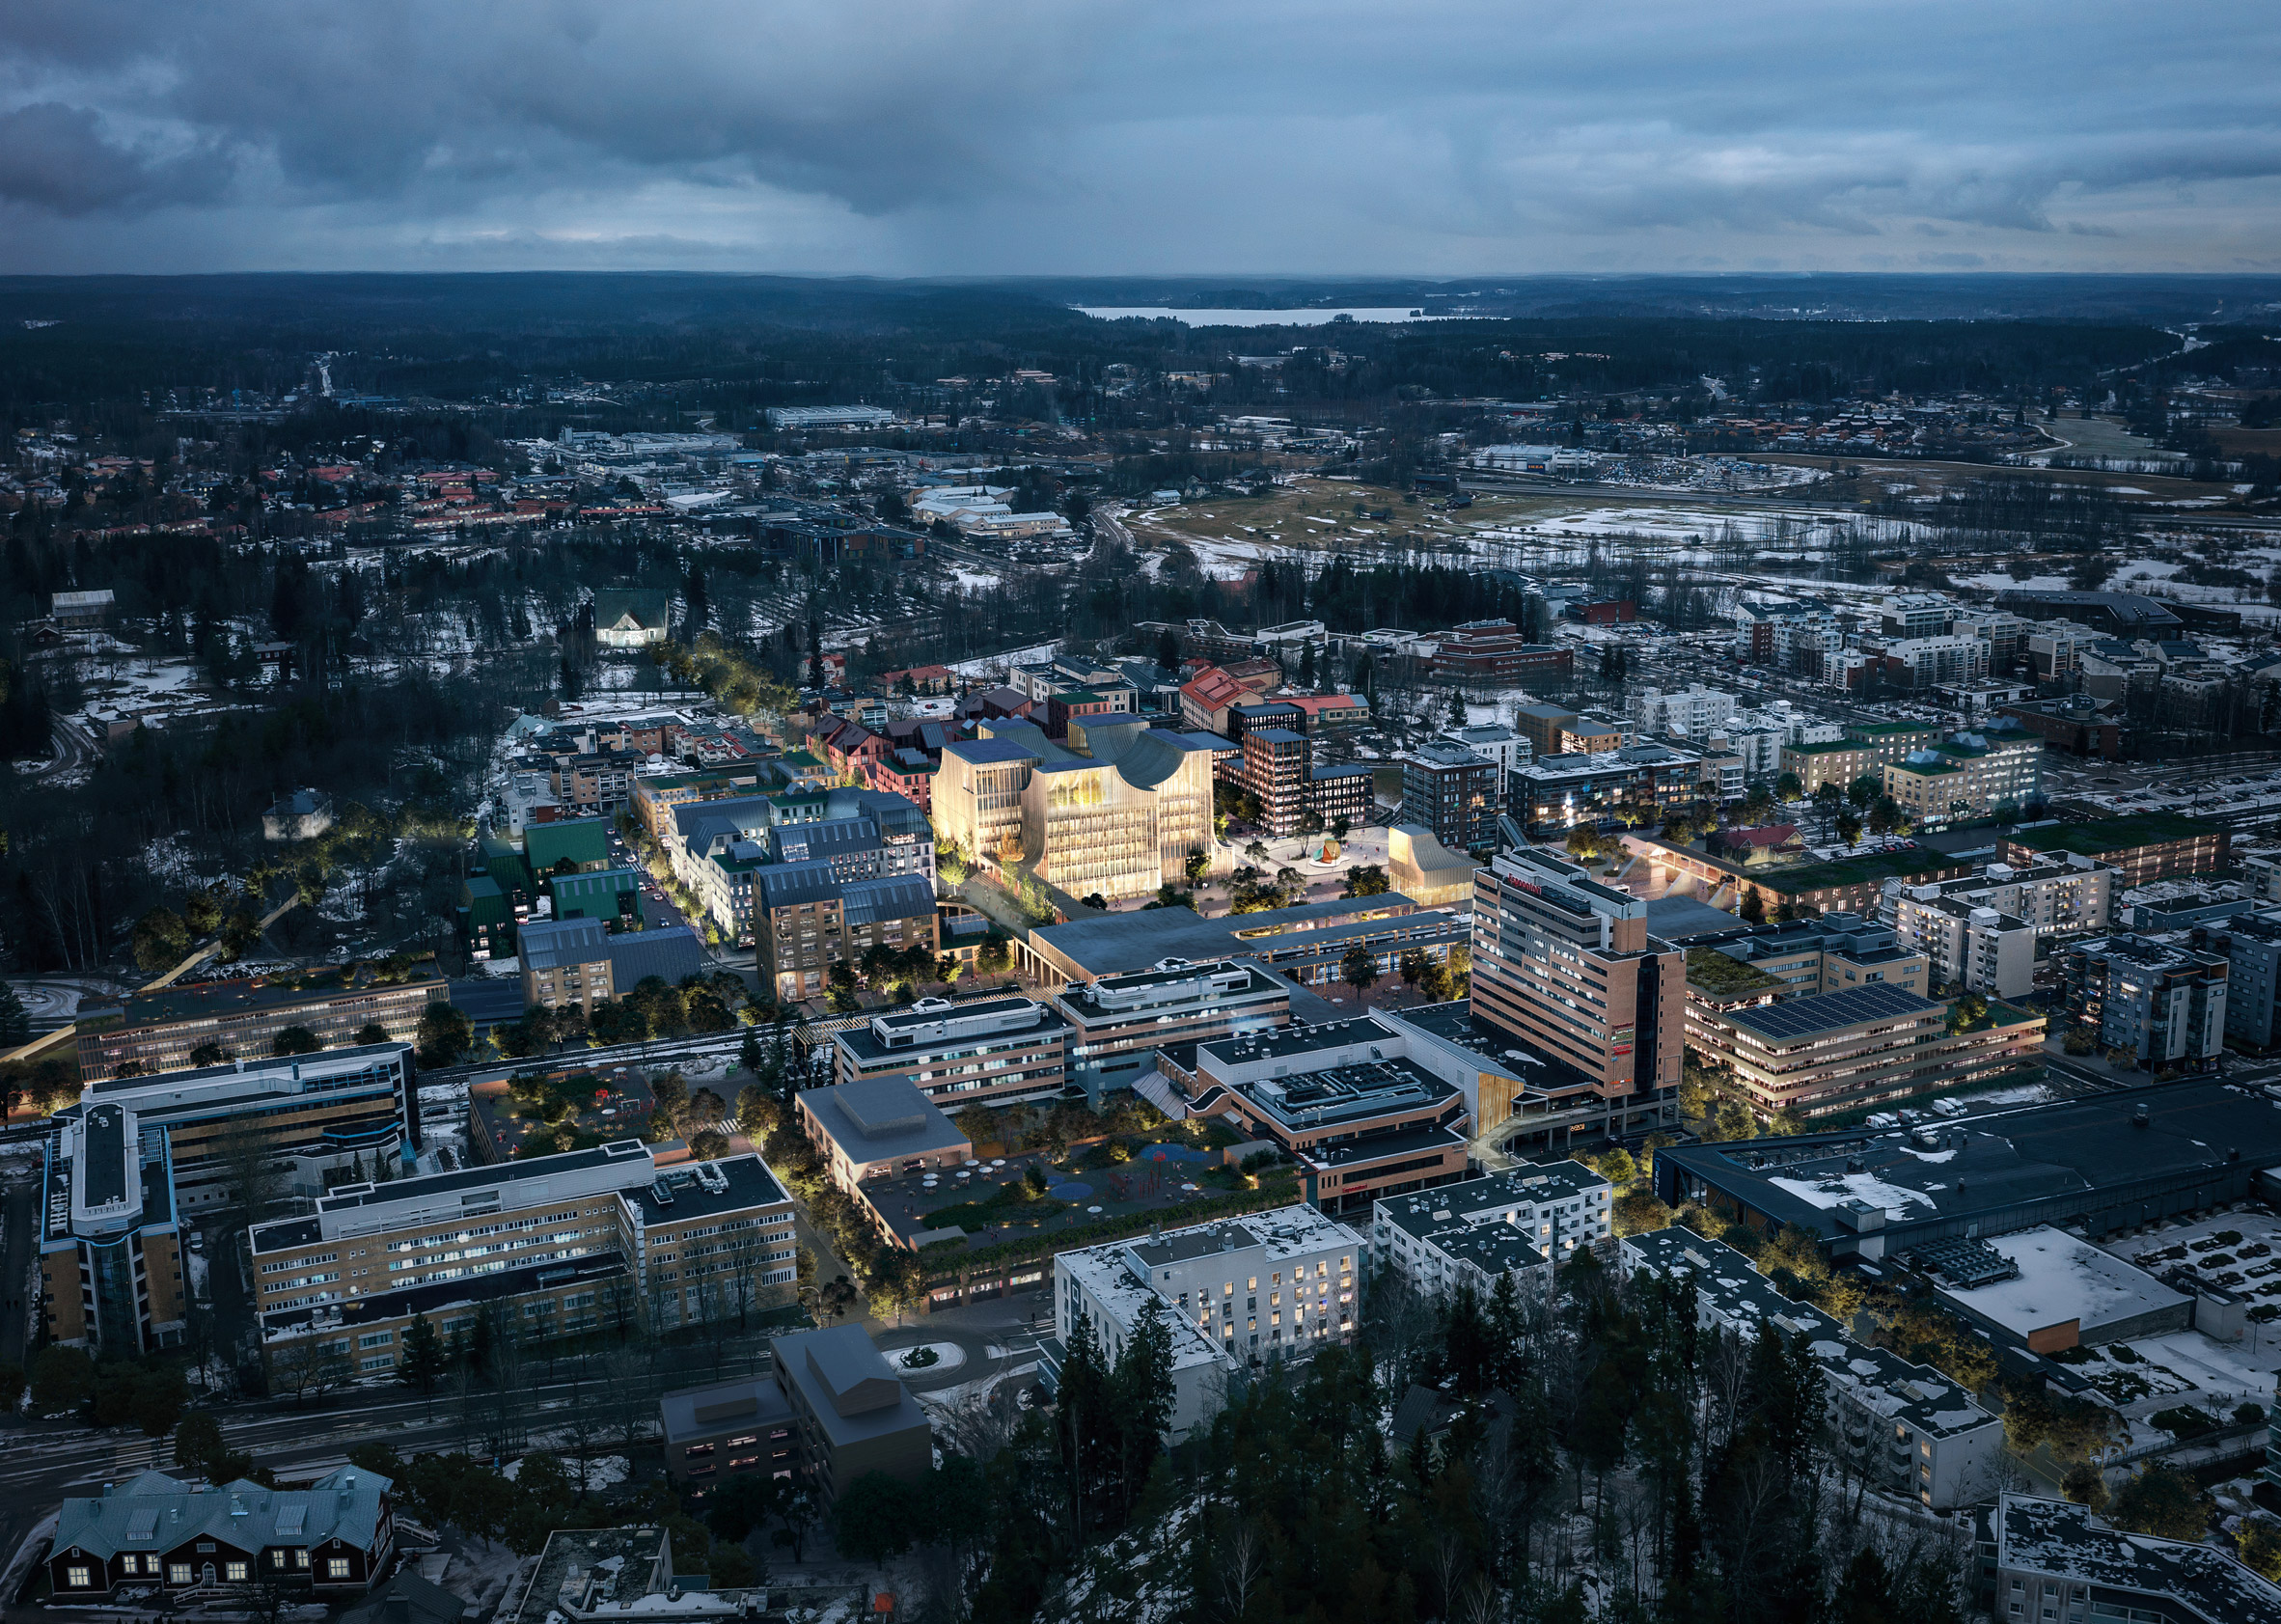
[1937,1225,2188,1337]
[798,1077,968,1164]
[90,964,444,1028]
[1663,1080,2281,1244]
[1992,1494,2281,1624]
[1031,896,1441,977]
[1723,982,1937,1042]
[314,1138,651,1213]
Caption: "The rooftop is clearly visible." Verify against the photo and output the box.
[1936,1225,2188,1338]
[1722,982,1939,1043]
[797,1076,969,1164]
[1991,1493,2281,1624]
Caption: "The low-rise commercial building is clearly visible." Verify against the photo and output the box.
[2057,934,2228,1068]
[831,994,1072,1108]
[794,1076,973,1224]
[1184,1017,1473,1212]
[1053,957,1292,1089]
[1371,1162,1609,1300]
[660,1325,931,1500]
[1049,1205,1363,1438]
[1623,1227,2005,1510]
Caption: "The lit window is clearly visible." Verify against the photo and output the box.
[67,1567,91,1588]
[327,1558,351,1580]
[170,1564,193,1585]
[227,1562,249,1583]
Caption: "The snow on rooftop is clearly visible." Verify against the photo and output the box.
[1940,1225,2187,1336]
[1768,1171,1934,1214]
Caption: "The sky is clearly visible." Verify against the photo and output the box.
[2,1,2277,277]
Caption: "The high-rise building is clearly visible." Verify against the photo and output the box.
[1470,849,1685,1121]
[1240,728,1313,836]
[1402,742,1498,852]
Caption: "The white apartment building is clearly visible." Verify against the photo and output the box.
[1052,1205,1363,1439]
[1628,684,1740,738]
[1443,723,1531,804]
[1879,634,1991,689]
[1885,890,2036,999]
[1371,1162,1610,1301]
[1623,1228,2006,1511]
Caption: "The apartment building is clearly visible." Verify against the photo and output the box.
[1052,957,1293,1089]
[1883,724,2044,825]
[39,1103,189,1356]
[1470,848,1685,1117]
[75,965,449,1082]
[1442,723,1532,804]
[1402,741,1498,852]
[2058,935,2229,1067]
[248,1142,796,1369]
[1370,1162,1609,1301]
[1627,683,1739,738]
[1051,1205,1363,1437]
[1885,892,2037,999]
[1240,729,1312,837]
[632,767,766,841]
[2188,910,2281,1049]
[1975,1493,2281,1624]
[831,995,1072,1108]
[519,917,706,1009]
[71,1044,417,1213]
[1507,741,1711,836]
[1779,719,1943,795]
[1997,813,2226,888]
[1624,1227,2004,1510]
[1184,1017,1473,1213]
[755,865,938,1004]
[1686,981,2046,1120]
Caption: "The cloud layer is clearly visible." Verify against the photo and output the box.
[1,1,2275,273]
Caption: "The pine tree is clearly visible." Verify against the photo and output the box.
[398,1312,447,1399]
[0,979,29,1048]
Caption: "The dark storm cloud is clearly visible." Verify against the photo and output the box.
[0,0,2274,270]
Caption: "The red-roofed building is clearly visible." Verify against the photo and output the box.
[1278,692,1369,730]
[878,665,955,695]
[1706,824,1805,862]
[1178,667,1250,734]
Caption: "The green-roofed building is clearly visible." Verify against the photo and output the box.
[460,874,516,960]
[525,816,611,877]
[1999,812,2227,887]
[549,866,640,924]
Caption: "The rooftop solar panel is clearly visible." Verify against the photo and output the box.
[1726,982,1936,1042]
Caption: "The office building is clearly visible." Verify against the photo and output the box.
[1049,1205,1363,1438]
[1402,741,1498,851]
[1430,620,1572,683]
[74,965,449,1082]
[1309,761,1376,831]
[1371,1162,1609,1300]
[1975,1494,2281,1624]
[1184,1017,1472,1212]
[39,1104,189,1355]
[934,725,1218,901]
[47,1467,395,1599]
[68,1044,417,1214]
[1623,1228,2005,1510]
[1682,913,1931,1003]
[792,1075,973,1249]
[248,1142,795,1367]
[1883,724,2044,826]
[1653,1080,2281,1260]
[660,1325,931,1500]
[1053,957,1294,1090]
[2057,935,2228,1067]
[1470,848,1685,1121]
[1023,895,1467,994]
[1685,981,2046,1121]
[830,994,1072,1108]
